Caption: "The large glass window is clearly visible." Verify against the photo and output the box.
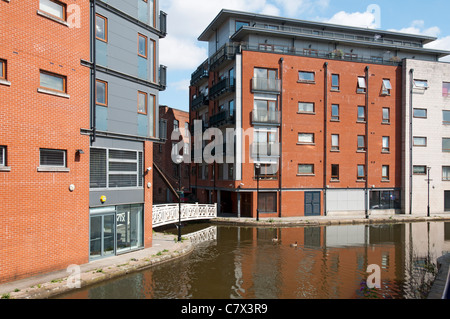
[236,21,249,31]
[116,205,144,253]
[370,190,401,210]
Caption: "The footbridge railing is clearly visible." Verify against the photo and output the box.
[152,203,217,228]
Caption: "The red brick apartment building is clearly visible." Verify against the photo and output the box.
[189,10,449,218]
[0,0,90,282]
[153,105,190,204]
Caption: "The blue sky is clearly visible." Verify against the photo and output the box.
[159,0,450,112]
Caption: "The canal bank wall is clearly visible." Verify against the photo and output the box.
[0,232,195,299]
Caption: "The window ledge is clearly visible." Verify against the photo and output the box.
[356,180,366,183]
[330,149,340,152]
[381,180,391,183]
[37,88,70,99]
[330,89,340,92]
[297,112,316,115]
[382,151,391,154]
[330,119,340,122]
[297,174,315,177]
[297,81,316,84]
[0,166,11,172]
[37,167,70,173]
[330,180,340,183]
[0,79,11,86]
[297,143,316,146]
[356,121,366,124]
[381,122,391,125]
[37,10,69,27]
[357,150,366,153]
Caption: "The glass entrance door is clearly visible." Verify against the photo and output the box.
[90,214,116,260]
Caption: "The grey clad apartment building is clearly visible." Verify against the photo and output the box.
[86,0,167,260]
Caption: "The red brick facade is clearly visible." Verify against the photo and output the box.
[0,1,91,283]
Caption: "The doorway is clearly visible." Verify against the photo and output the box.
[305,192,321,216]
[90,214,116,260]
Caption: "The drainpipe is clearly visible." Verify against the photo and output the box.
[90,0,97,144]
[323,62,328,216]
[278,57,284,218]
[365,66,370,219]
[409,69,414,215]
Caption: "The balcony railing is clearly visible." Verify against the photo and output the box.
[159,11,167,37]
[209,43,238,71]
[251,143,280,158]
[191,94,209,111]
[209,78,235,100]
[251,110,281,126]
[209,110,235,127]
[251,77,281,93]
[191,60,209,86]
[159,65,167,91]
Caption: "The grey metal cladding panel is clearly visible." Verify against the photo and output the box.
[105,0,139,19]
[90,189,144,207]
[92,136,143,151]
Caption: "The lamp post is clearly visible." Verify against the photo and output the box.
[255,163,261,222]
[176,155,183,242]
[427,167,431,217]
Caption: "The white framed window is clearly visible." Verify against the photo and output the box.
[331,134,339,151]
[358,136,366,152]
[357,106,366,122]
[298,71,315,83]
[357,165,366,180]
[382,108,390,124]
[298,164,314,175]
[90,148,143,189]
[413,108,427,118]
[298,133,314,144]
[39,0,66,21]
[414,79,429,89]
[443,166,450,181]
[382,165,390,181]
[298,102,315,113]
[382,137,390,152]
[413,137,427,147]
[40,149,66,167]
[382,79,392,95]
[357,77,367,93]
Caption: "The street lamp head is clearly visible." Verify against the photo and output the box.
[175,155,184,164]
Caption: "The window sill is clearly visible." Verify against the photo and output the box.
[356,121,366,124]
[0,166,11,172]
[330,180,340,183]
[297,174,315,177]
[330,89,340,93]
[330,149,340,152]
[382,151,391,154]
[37,10,69,27]
[297,81,316,84]
[356,180,366,183]
[297,112,316,115]
[297,143,316,146]
[381,122,391,125]
[0,79,11,86]
[381,180,391,183]
[357,150,366,153]
[37,167,70,173]
[330,119,340,122]
[37,88,70,99]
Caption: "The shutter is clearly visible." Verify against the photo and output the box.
[90,148,107,188]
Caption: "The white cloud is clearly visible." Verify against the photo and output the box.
[389,20,441,38]
[160,37,207,71]
[323,10,377,29]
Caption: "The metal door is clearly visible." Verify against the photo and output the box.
[305,192,321,216]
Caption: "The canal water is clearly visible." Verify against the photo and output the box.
[61,221,450,299]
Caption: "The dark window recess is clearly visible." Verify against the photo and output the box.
[258,192,277,213]
[370,190,401,210]
[40,149,66,167]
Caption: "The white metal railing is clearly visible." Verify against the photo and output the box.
[184,226,217,245]
[152,203,217,228]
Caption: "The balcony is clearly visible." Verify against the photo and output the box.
[251,143,280,158]
[209,110,235,128]
[209,78,235,100]
[191,60,209,86]
[209,43,238,71]
[159,11,167,37]
[251,110,281,126]
[251,77,281,94]
[159,65,167,91]
[191,94,209,111]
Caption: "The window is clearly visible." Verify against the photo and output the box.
[382,79,392,95]
[331,74,340,91]
[443,82,450,97]
[414,79,428,89]
[382,108,390,124]
[253,68,278,91]
[138,91,147,114]
[40,149,66,168]
[413,166,427,175]
[0,146,6,167]
[298,164,314,175]
[357,77,367,93]
[331,164,339,181]
[298,71,315,83]
[382,137,390,152]
[258,193,277,213]
[443,138,450,152]
[236,21,249,31]
[0,59,5,80]
[298,102,315,113]
[357,106,366,122]
[370,190,401,210]
[254,163,278,180]
[413,137,427,147]
[443,166,450,181]
[174,120,179,132]
[331,104,339,121]
[40,70,66,93]
[443,110,450,124]
[358,136,366,152]
[413,108,427,118]
[96,14,107,42]
[298,133,314,144]
[39,0,66,21]
[446,191,450,212]
[357,165,366,180]
[90,148,143,189]
[382,165,390,181]
[96,80,107,106]
[138,34,148,58]
[331,135,339,151]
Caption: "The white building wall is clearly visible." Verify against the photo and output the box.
[403,59,450,215]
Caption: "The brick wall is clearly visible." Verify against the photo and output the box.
[0,0,91,283]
